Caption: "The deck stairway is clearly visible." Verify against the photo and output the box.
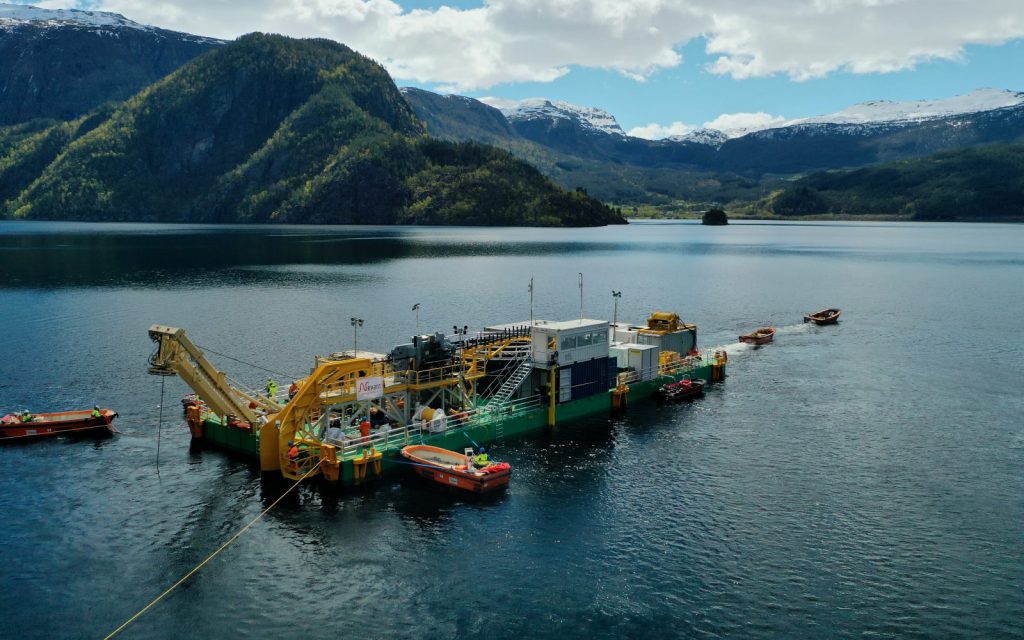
[485,356,533,415]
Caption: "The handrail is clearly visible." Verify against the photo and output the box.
[308,350,720,465]
[477,352,532,398]
[335,394,542,461]
[610,351,713,386]
[461,335,533,377]
[399,361,478,386]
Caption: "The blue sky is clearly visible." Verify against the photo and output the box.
[447,39,1024,132]
[18,0,1024,134]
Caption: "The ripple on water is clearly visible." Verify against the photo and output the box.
[1,222,1023,639]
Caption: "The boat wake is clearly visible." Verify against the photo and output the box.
[719,341,752,356]
[772,322,812,336]
[707,323,809,356]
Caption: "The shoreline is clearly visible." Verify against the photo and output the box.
[627,213,1024,224]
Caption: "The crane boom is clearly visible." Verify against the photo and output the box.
[147,324,275,425]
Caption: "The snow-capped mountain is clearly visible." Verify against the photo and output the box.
[404,85,1024,179]
[0,3,222,124]
[1,4,145,29]
[481,97,626,137]
[790,88,1024,126]
[0,3,221,43]
[680,88,1024,144]
[668,128,729,147]
[475,89,1024,150]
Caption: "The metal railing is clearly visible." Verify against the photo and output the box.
[613,351,715,386]
[485,357,534,409]
[477,350,532,397]
[334,394,543,461]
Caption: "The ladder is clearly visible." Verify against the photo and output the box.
[486,356,533,412]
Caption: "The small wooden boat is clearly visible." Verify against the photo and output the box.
[804,308,841,325]
[0,408,118,442]
[739,327,776,345]
[400,444,511,494]
[656,378,705,402]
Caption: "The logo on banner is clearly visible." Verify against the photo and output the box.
[356,376,384,400]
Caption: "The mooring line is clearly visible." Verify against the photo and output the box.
[156,376,165,472]
[103,461,322,640]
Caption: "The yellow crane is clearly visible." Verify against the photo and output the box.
[148,324,391,479]
[148,324,534,481]
[147,325,277,425]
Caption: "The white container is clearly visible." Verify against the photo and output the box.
[610,343,660,381]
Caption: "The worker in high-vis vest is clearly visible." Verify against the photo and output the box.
[287,441,299,469]
[91,406,102,418]
[266,378,278,398]
[473,448,489,468]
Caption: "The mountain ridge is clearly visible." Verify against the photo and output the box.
[0,3,222,44]
[481,97,627,137]
[0,3,222,125]
[402,85,1024,207]
[1,34,624,227]
[3,5,1021,217]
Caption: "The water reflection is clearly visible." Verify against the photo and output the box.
[2,220,1024,639]
[5,221,1021,289]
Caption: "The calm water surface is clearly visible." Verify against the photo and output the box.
[0,220,1021,639]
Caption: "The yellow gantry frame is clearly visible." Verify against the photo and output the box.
[263,357,373,478]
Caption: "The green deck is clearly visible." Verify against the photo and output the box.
[198,362,721,485]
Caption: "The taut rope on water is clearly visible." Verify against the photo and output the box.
[156,375,165,472]
[103,461,322,639]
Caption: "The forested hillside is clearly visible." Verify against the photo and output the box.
[0,34,623,226]
[769,144,1024,220]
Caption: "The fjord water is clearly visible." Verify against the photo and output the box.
[0,220,1021,639]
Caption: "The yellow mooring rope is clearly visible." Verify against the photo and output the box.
[103,460,323,639]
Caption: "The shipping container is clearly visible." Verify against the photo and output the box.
[636,327,696,356]
[568,357,612,401]
[610,343,660,381]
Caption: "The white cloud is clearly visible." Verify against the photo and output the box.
[81,0,1024,90]
[32,0,80,8]
[704,111,788,133]
[627,121,694,139]
[629,111,788,139]
[700,0,1024,81]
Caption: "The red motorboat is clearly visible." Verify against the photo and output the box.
[739,327,776,345]
[0,408,117,442]
[400,444,511,494]
[804,308,841,325]
[656,378,705,402]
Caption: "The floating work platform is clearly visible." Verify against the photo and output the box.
[149,311,727,486]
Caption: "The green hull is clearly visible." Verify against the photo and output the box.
[198,362,722,485]
[201,415,259,457]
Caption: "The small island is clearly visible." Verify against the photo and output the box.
[702,208,729,225]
